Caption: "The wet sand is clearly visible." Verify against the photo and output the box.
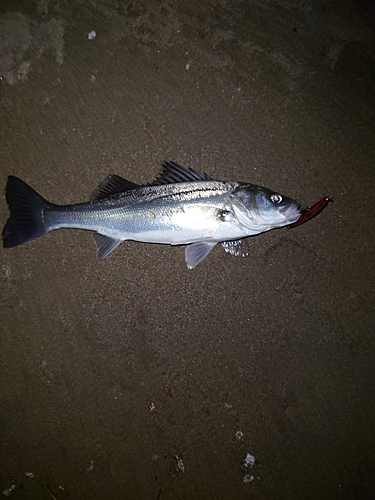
[1,1,374,498]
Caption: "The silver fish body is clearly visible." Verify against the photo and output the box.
[2,162,301,268]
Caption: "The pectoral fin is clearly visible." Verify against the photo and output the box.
[185,241,217,269]
[94,233,123,260]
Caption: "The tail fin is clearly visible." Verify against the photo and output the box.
[2,176,49,248]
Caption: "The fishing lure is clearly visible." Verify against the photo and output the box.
[288,196,333,229]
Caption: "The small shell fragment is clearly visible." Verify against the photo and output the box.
[243,474,254,483]
[235,430,244,440]
[3,485,16,497]
[88,30,96,40]
[244,453,256,467]
[176,456,185,473]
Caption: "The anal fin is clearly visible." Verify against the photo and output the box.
[94,233,123,260]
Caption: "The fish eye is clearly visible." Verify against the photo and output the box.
[270,193,283,204]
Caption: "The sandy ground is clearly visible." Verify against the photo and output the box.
[1,1,374,499]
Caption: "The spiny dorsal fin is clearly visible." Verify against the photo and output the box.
[149,161,213,185]
[91,174,139,201]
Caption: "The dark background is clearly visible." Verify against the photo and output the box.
[1,1,374,498]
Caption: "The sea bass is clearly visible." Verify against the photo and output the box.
[2,161,301,268]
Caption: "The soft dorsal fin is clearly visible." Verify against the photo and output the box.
[91,174,140,201]
[149,161,213,185]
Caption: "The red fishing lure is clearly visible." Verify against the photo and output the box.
[288,196,333,229]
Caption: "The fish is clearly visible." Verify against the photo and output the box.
[2,161,302,268]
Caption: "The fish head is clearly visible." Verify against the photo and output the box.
[231,184,301,234]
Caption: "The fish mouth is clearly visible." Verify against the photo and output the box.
[280,202,302,222]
